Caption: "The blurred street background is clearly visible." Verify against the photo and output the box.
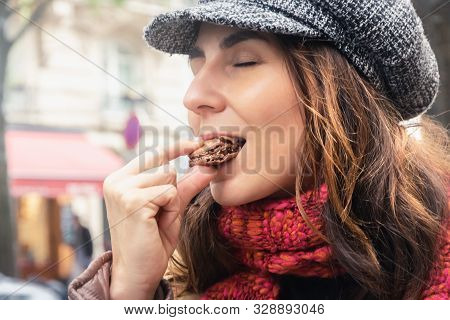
[0,0,448,299]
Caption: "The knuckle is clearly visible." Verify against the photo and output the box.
[155,184,176,202]
[123,202,135,215]
[165,184,178,198]
[120,193,135,213]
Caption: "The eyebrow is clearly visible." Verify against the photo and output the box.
[188,30,270,61]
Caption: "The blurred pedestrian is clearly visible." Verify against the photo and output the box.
[69,215,93,280]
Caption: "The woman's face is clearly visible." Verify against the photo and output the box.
[184,22,305,206]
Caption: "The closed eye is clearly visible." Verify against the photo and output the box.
[234,61,258,67]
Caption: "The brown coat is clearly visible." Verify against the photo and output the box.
[68,251,199,300]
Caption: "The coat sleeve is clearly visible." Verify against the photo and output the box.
[67,251,173,300]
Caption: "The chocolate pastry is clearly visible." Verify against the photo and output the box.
[189,136,246,167]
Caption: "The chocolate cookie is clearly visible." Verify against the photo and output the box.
[188,136,246,167]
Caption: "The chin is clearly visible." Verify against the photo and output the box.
[209,181,243,206]
[209,176,275,206]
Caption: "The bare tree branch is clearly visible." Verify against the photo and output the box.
[0,0,20,19]
[0,2,11,50]
[8,0,52,44]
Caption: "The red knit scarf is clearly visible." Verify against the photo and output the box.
[200,183,450,300]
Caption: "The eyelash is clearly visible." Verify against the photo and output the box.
[233,61,258,67]
[189,61,257,75]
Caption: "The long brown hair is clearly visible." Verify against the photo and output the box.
[170,35,449,299]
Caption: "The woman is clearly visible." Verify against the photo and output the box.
[69,0,449,300]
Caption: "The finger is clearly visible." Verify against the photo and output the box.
[126,164,177,189]
[177,165,217,211]
[147,184,180,216]
[121,140,203,175]
[122,184,179,219]
[141,184,181,236]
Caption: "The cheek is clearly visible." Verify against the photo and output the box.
[236,66,303,174]
[211,66,304,205]
[228,65,299,126]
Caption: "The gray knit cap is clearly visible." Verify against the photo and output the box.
[143,0,439,120]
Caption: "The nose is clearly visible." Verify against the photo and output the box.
[183,65,226,115]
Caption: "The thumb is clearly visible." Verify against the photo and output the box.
[177,165,217,210]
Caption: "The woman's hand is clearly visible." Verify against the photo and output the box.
[104,140,216,299]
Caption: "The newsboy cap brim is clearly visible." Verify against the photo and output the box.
[143,0,439,121]
[144,1,323,54]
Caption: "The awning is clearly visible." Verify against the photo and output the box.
[6,130,124,197]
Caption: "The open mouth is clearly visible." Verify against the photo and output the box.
[188,135,246,168]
